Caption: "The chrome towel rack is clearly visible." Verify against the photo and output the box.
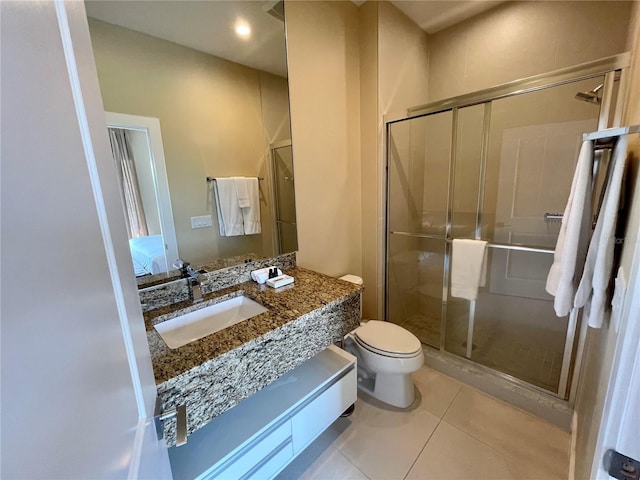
[206,176,264,183]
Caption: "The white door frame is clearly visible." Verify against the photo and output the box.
[106,112,180,270]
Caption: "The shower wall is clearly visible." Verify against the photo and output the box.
[427,1,632,102]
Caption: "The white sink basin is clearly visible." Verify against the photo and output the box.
[155,296,268,349]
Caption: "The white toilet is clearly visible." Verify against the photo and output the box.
[339,275,424,408]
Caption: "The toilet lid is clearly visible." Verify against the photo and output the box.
[354,321,422,356]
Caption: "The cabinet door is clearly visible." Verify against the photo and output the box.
[291,367,357,454]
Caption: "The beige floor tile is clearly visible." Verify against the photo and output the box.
[406,422,521,480]
[443,387,570,480]
[277,435,369,480]
[412,366,462,418]
[330,393,440,480]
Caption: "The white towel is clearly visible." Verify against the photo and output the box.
[451,239,488,301]
[233,177,251,208]
[574,136,627,328]
[250,266,283,284]
[241,178,261,235]
[546,141,593,317]
[213,178,244,236]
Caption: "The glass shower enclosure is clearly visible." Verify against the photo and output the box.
[385,54,629,398]
[270,141,298,255]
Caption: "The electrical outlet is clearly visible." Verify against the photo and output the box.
[191,215,213,229]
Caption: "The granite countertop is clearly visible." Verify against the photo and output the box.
[145,266,362,384]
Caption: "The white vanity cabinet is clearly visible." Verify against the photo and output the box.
[168,346,357,480]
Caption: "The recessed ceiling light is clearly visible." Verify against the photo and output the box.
[235,24,251,37]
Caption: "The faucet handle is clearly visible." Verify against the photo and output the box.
[173,259,190,278]
[173,259,187,269]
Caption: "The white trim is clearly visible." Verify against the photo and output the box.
[128,417,148,480]
[105,112,180,268]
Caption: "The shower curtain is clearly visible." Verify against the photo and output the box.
[108,128,148,239]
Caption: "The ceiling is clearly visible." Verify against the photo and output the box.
[390,1,503,33]
[85,1,288,77]
[85,1,503,78]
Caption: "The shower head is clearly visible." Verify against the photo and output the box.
[575,84,603,105]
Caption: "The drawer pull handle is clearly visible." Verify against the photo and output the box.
[155,400,188,447]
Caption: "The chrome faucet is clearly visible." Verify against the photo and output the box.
[174,259,205,303]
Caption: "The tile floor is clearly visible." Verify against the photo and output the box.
[277,366,570,480]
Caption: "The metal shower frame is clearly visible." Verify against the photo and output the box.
[383,52,631,401]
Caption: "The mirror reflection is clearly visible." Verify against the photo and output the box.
[85,0,297,280]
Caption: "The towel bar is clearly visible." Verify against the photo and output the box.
[206,176,264,183]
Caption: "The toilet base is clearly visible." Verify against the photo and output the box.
[344,334,421,409]
[357,371,416,408]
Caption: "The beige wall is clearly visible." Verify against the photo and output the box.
[359,1,380,319]
[89,19,291,266]
[378,2,430,113]
[428,1,632,101]
[359,1,430,319]
[574,2,640,479]
[285,1,362,278]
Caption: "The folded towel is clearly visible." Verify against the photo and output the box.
[546,141,593,316]
[242,177,261,235]
[250,266,282,284]
[451,239,488,301]
[574,136,628,328]
[213,178,244,236]
[233,177,251,208]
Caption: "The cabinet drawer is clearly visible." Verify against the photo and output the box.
[244,438,293,480]
[205,420,292,480]
[291,366,357,454]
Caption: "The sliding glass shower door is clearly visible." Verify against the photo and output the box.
[386,73,611,396]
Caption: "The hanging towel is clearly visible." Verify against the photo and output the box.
[233,177,251,208]
[574,136,628,328]
[451,239,488,301]
[213,178,244,236]
[242,177,261,235]
[545,140,593,316]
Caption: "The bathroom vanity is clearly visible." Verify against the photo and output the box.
[169,345,356,479]
[141,259,361,477]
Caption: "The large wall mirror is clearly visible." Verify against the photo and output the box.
[85,0,297,282]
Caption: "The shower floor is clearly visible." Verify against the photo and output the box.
[396,314,563,393]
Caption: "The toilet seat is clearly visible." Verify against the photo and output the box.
[354,321,422,358]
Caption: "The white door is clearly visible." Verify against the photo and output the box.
[592,236,640,480]
[1,1,172,478]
